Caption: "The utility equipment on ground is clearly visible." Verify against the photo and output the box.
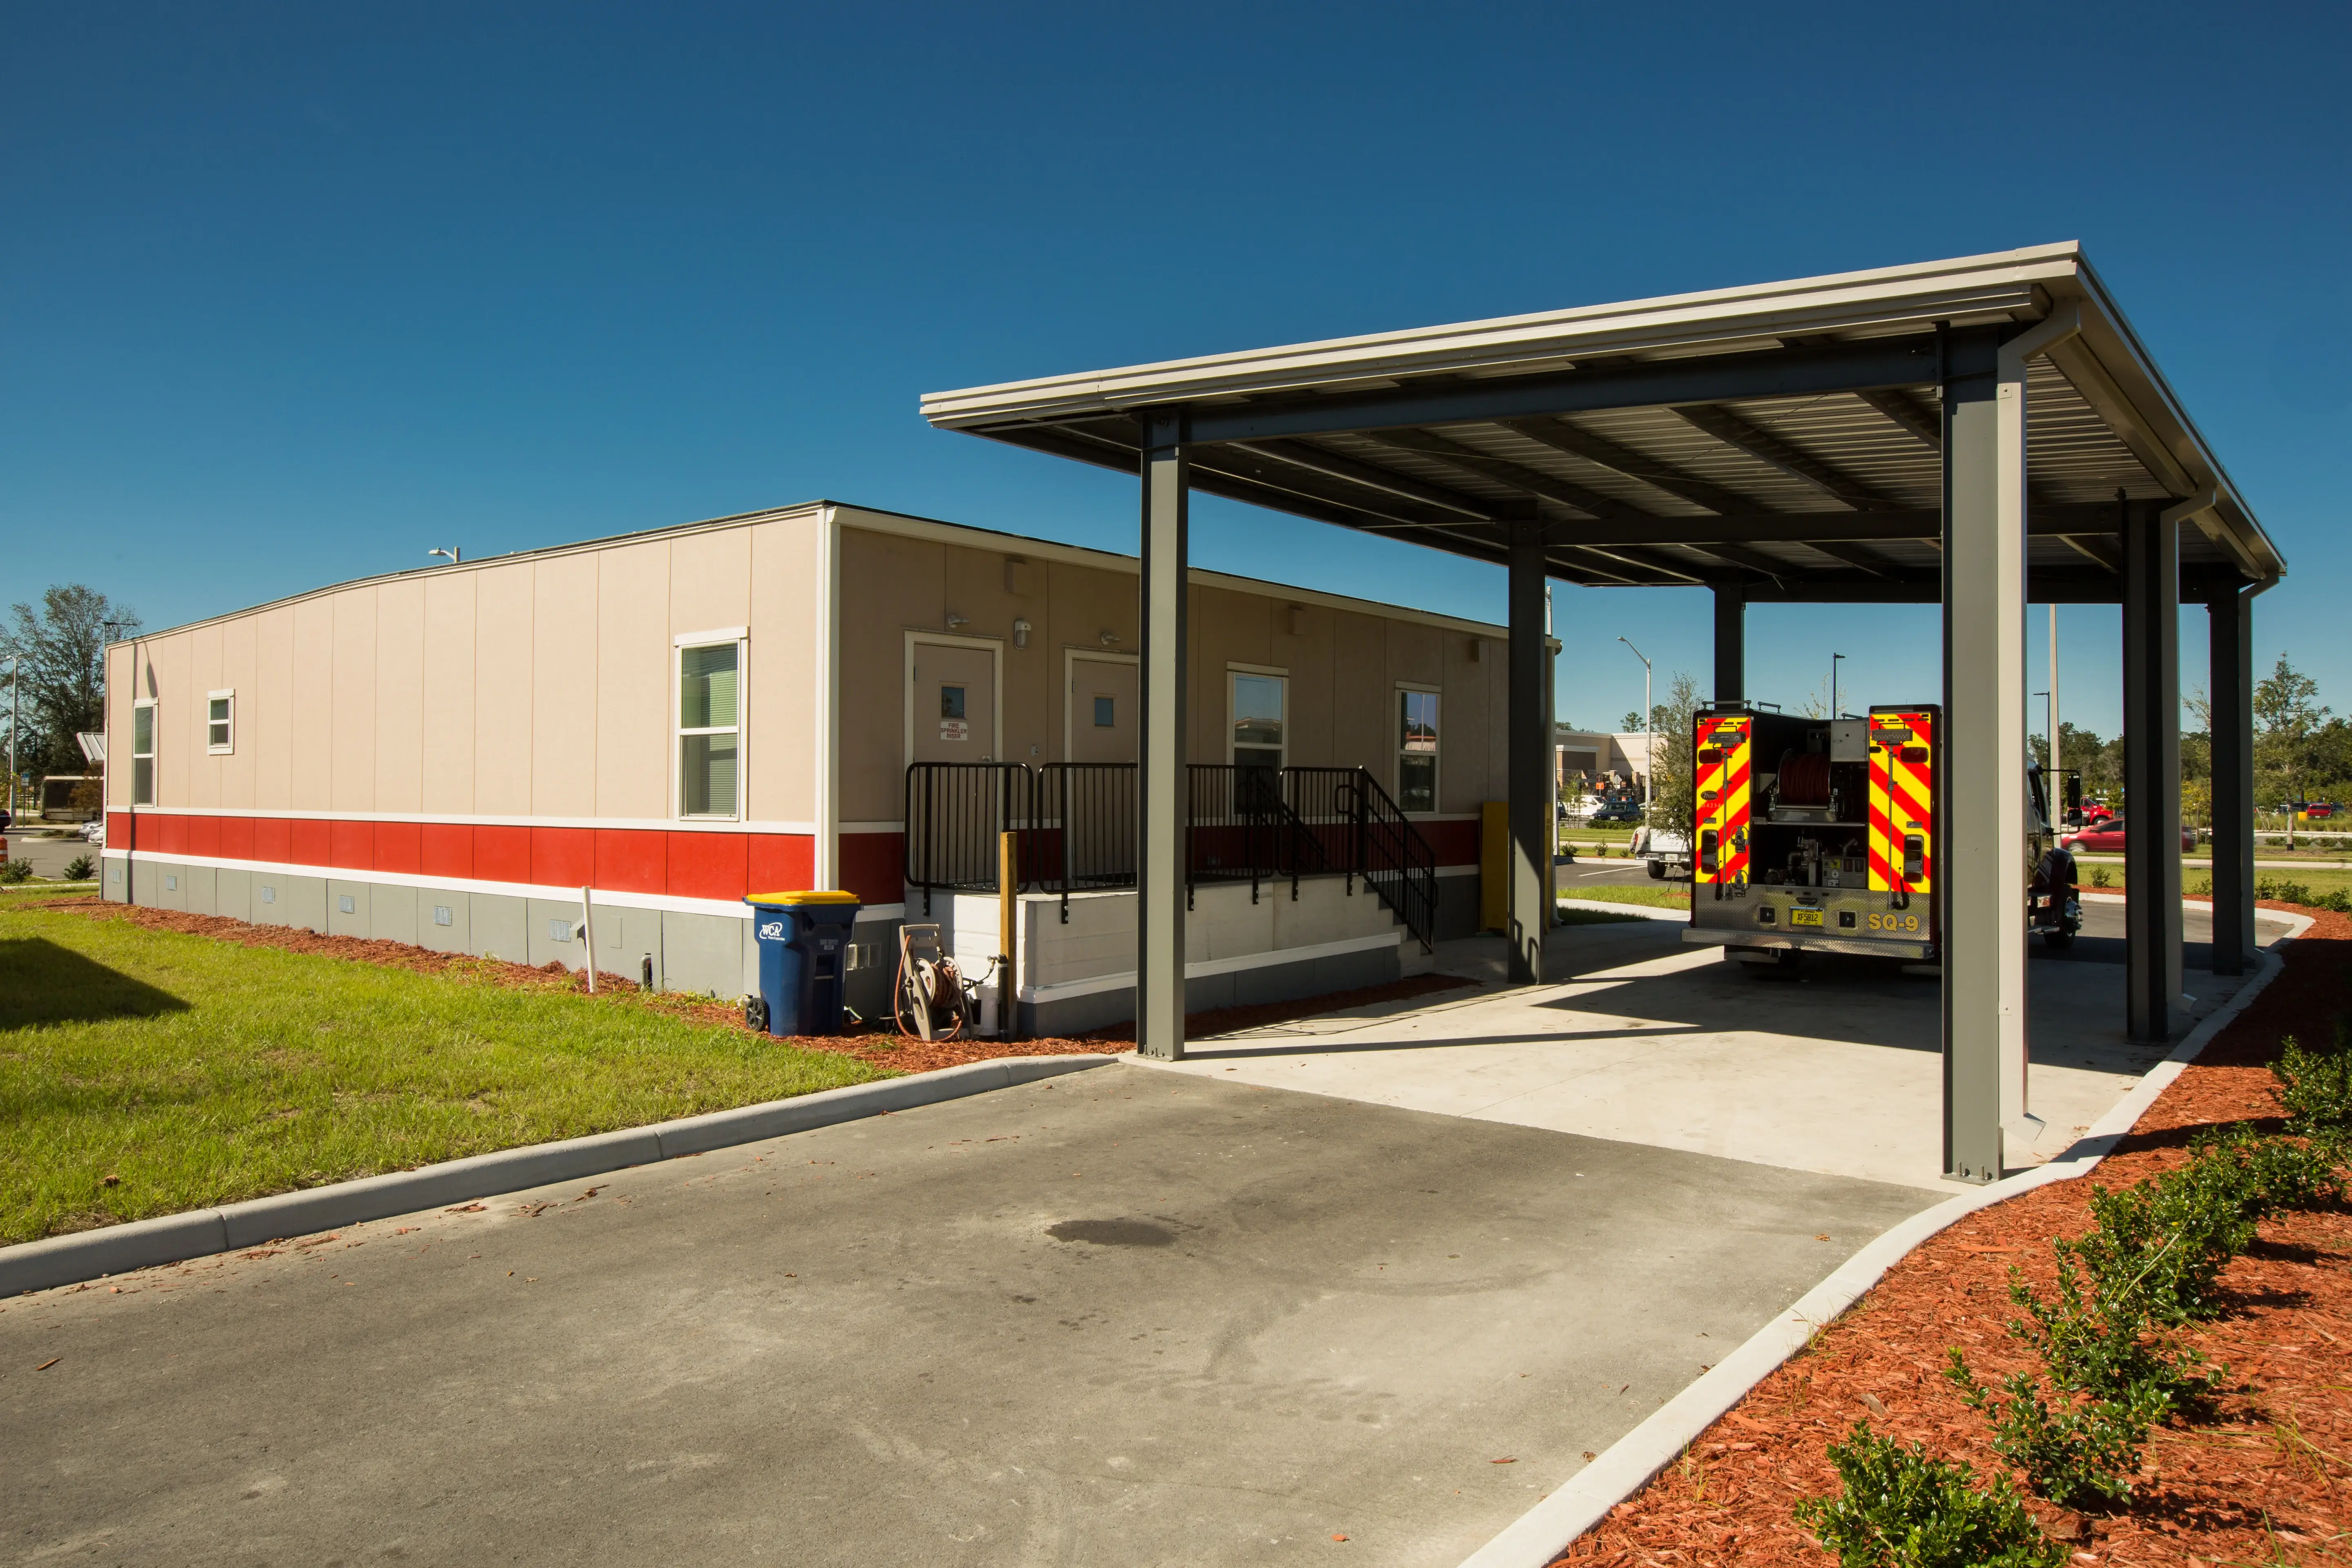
[892,923,978,1041]
[1684,703,2078,967]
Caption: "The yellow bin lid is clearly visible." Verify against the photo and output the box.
[744,889,861,906]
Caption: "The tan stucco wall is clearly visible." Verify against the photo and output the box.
[104,501,1504,831]
[831,508,1509,826]
[108,508,826,822]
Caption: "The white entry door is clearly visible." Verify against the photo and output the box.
[909,640,999,765]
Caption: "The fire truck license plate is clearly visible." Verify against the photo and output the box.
[1789,908,1824,928]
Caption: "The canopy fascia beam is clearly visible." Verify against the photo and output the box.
[1147,330,2001,446]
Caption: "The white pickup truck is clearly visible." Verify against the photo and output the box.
[1633,826,1692,880]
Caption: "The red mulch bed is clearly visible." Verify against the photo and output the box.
[1555,905,2352,1567]
[40,897,1470,1073]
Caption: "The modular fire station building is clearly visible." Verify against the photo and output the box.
[100,503,1508,1023]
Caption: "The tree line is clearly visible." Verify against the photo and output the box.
[3,586,140,808]
[1601,654,2340,835]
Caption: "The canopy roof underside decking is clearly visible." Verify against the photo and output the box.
[922,244,2283,603]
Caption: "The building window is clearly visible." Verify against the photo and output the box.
[132,700,156,805]
[1230,671,1285,778]
[679,641,741,818]
[1093,695,1116,728]
[207,690,235,754]
[1398,689,1439,813]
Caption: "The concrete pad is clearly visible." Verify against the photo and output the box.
[1147,910,2293,1193]
[1,1067,1933,1567]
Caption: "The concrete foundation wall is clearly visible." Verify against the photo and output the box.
[99,852,1443,1033]
[102,859,756,1003]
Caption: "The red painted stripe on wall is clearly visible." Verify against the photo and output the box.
[328,820,373,871]
[748,834,815,895]
[530,827,594,890]
[838,831,904,906]
[468,825,530,885]
[667,831,748,902]
[595,829,668,895]
[421,823,472,880]
[1418,818,1480,865]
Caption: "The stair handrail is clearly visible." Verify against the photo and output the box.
[1338,766,1439,951]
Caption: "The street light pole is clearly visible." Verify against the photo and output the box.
[2047,604,2061,804]
[1619,636,1653,815]
[429,547,462,566]
[5,656,17,827]
[1831,652,1844,718]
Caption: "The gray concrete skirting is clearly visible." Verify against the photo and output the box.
[2,1054,1117,1298]
[1456,909,2313,1568]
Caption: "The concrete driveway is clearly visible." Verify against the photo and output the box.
[3,1067,1933,1567]
[1157,902,2293,1192]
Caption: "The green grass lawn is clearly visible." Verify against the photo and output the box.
[2077,863,2352,902]
[0,904,881,1245]
[1559,881,1689,911]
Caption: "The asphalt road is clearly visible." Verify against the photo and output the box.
[0,828,97,880]
[2,1067,1933,1567]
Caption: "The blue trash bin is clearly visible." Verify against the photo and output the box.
[745,890,862,1036]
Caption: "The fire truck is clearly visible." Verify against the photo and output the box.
[1685,703,2079,966]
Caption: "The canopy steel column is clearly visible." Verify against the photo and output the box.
[1713,581,1746,703]
[1942,316,2067,1183]
[1136,412,1190,1060]
[2207,586,2256,976]
[1507,528,1552,984]
[2123,501,2183,1039]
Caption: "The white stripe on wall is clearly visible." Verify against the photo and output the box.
[105,806,827,835]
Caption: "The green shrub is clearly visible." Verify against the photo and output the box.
[2070,1175,2256,1327]
[2253,878,2352,913]
[0,859,31,884]
[1793,1423,2067,1568]
[1945,1352,2162,1510]
[2090,865,2113,889]
[2005,1249,2215,1410]
[2276,1026,2352,1143]
[63,854,95,881]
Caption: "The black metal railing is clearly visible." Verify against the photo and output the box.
[1034,762,1136,920]
[1185,764,1332,907]
[902,760,1436,949]
[1344,767,1439,951]
[902,762,1032,915]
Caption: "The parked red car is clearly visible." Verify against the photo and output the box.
[2059,817,2198,854]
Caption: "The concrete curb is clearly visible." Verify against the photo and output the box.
[3,1054,1118,1296]
[1457,914,2310,1568]
[1557,897,1686,922]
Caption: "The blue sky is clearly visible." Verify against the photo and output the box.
[4,2,2345,739]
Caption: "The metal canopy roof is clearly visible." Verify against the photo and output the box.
[923,244,2283,604]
